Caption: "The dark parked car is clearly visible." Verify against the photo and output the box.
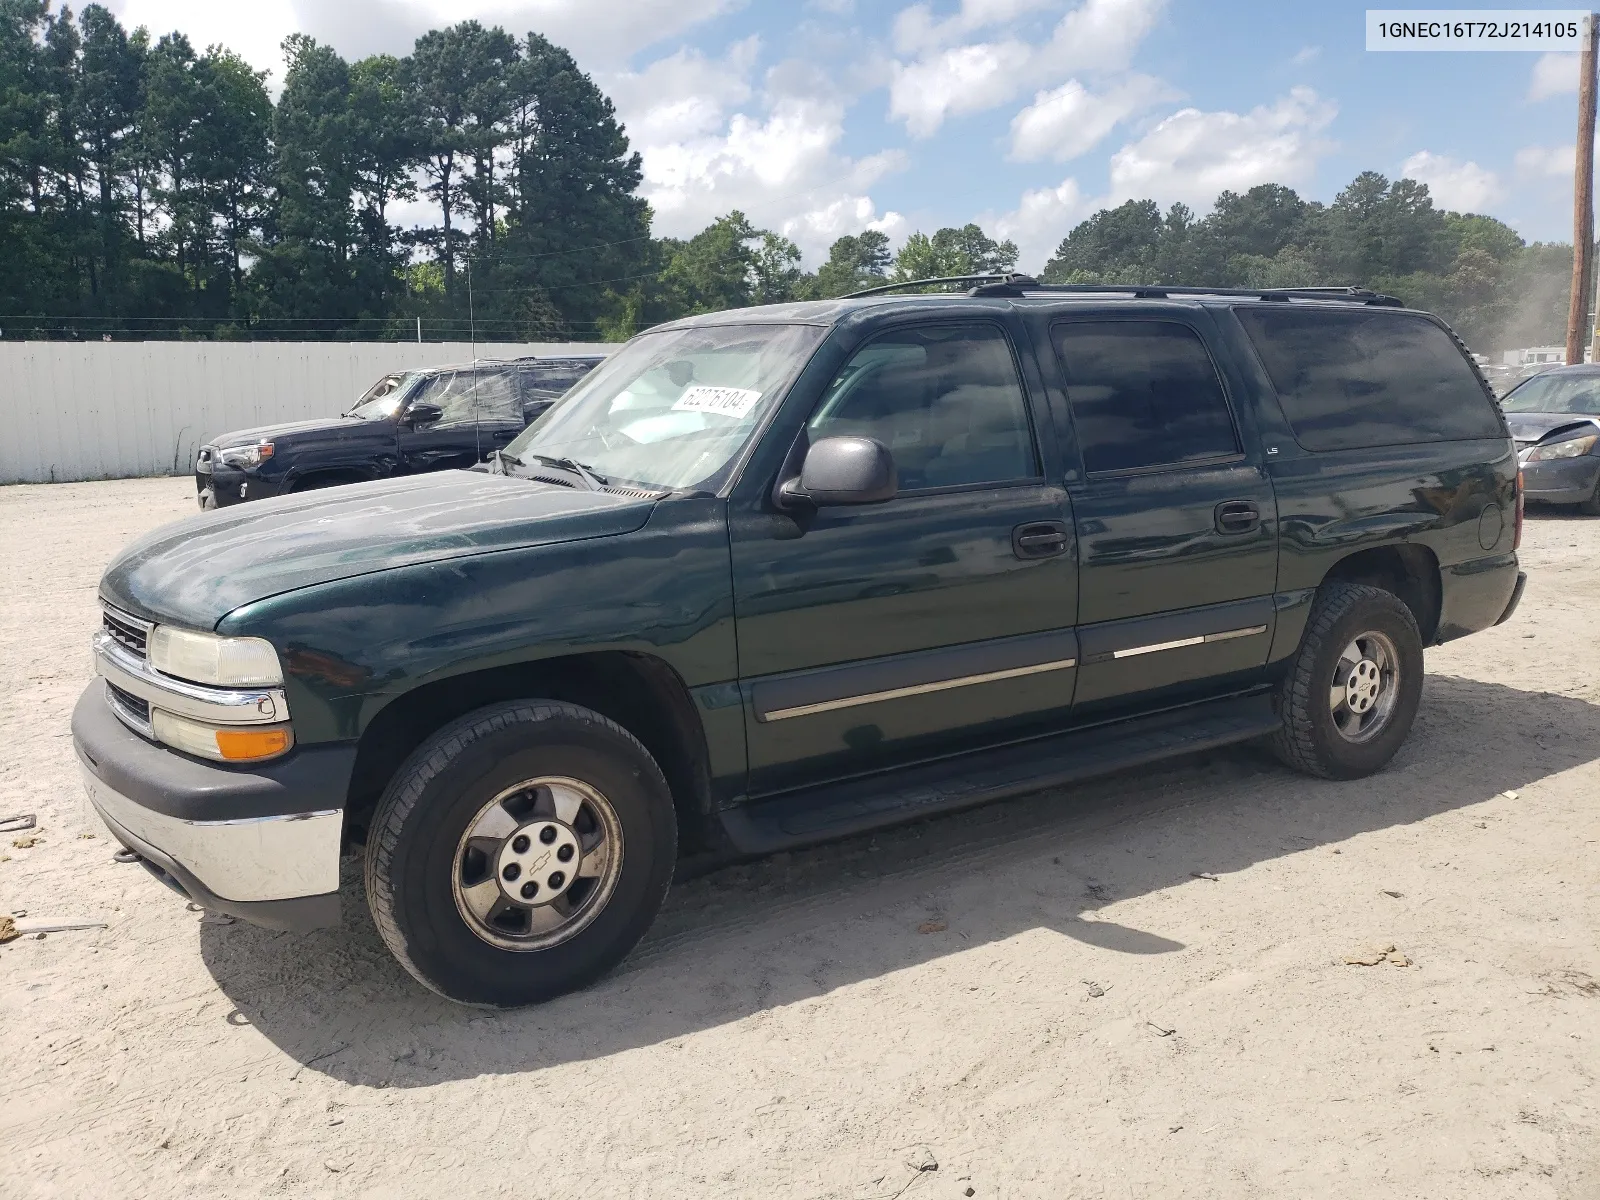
[1500,364,1600,513]
[76,280,1523,1006]
[194,354,605,508]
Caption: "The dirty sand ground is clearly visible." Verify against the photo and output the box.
[1,477,1596,1200]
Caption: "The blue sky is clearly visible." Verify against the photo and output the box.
[107,0,1583,267]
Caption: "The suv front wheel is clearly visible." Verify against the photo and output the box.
[365,700,677,1006]
[1270,582,1424,780]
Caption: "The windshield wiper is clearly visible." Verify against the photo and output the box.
[523,453,609,492]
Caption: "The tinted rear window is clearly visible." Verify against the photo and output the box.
[1052,321,1241,473]
[1236,308,1502,451]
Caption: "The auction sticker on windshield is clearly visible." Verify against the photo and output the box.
[672,386,763,418]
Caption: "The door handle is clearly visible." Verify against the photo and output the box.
[1214,500,1261,534]
[1013,521,1070,559]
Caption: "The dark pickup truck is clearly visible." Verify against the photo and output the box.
[195,354,603,507]
[75,280,1524,1007]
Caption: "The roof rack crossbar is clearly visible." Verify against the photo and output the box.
[844,276,1403,306]
[843,273,1021,298]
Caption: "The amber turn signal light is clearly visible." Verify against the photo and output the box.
[215,727,293,761]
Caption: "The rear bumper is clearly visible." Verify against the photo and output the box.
[1436,552,1522,642]
[72,681,352,930]
[1520,455,1600,504]
[1495,571,1527,626]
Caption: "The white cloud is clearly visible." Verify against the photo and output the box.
[112,0,298,79]
[1107,86,1336,209]
[1290,45,1320,65]
[1515,144,1576,177]
[888,0,1166,137]
[613,53,907,260]
[1400,151,1504,212]
[108,0,741,79]
[1529,52,1579,102]
[889,41,1033,137]
[1008,74,1176,162]
[607,40,759,146]
[893,0,1057,54]
[985,177,1089,270]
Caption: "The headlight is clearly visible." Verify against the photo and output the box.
[148,626,283,686]
[219,442,274,468]
[1525,434,1598,461]
[151,710,293,762]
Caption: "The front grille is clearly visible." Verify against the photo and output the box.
[102,606,150,658]
[107,682,150,724]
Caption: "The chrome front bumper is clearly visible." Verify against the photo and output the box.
[72,680,352,931]
[80,764,341,903]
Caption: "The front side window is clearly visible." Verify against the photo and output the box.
[1501,372,1600,415]
[502,323,826,491]
[1052,321,1240,474]
[348,372,414,420]
[1236,307,1504,450]
[807,323,1039,490]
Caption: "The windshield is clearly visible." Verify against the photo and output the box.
[502,323,826,490]
[1501,372,1600,415]
[348,372,417,420]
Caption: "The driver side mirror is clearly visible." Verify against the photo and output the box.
[405,401,444,427]
[777,436,898,509]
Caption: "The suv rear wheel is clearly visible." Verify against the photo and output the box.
[365,700,677,1006]
[1270,582,1424,780]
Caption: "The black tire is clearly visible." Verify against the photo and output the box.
[1578,479,1600,516]
[365,700,677,1006]
[1270,582,1424,780]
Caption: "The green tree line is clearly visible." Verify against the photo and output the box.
[0,2,1574,350]
[1040,177,1573,353]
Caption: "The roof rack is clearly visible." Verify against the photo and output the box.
[844,273,1021,298]
[844,273,1404,307]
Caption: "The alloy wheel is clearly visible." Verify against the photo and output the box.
[451,776,624,951]
[1328,630,1400,744]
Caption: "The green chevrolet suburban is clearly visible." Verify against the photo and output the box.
[73,279,1525,1006]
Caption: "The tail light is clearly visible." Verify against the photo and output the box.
[1513,469,1524,550]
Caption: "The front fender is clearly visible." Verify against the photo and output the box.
[216,497,738,746]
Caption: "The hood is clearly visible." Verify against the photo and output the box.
[208,417,368,448]
[1505,412,1600,444]
[101,471,656,628]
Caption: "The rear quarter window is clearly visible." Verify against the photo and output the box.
[1235,307,1503,451]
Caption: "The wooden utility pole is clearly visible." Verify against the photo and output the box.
[1567,13,1599,364]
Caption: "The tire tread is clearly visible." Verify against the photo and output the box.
[364,699,669,1004]
[1270,581,1419,779]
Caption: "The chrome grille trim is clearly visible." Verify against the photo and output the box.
[102,604,152,659]
[92,631,288,727]
[106,682,154,738]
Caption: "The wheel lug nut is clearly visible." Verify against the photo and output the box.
[539,825,558,844]
[502,863,521,882]
[520,881,538,900]
[548,871,565,890]
[556,844,574,862]
[511,834,530,853]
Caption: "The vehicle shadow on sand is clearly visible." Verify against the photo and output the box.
[198,673,1600,1084]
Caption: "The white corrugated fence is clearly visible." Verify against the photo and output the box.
[0,340,608,484]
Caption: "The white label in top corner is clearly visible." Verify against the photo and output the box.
[671,386,763,418]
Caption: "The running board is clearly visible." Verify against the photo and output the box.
[718,691,1279,855]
